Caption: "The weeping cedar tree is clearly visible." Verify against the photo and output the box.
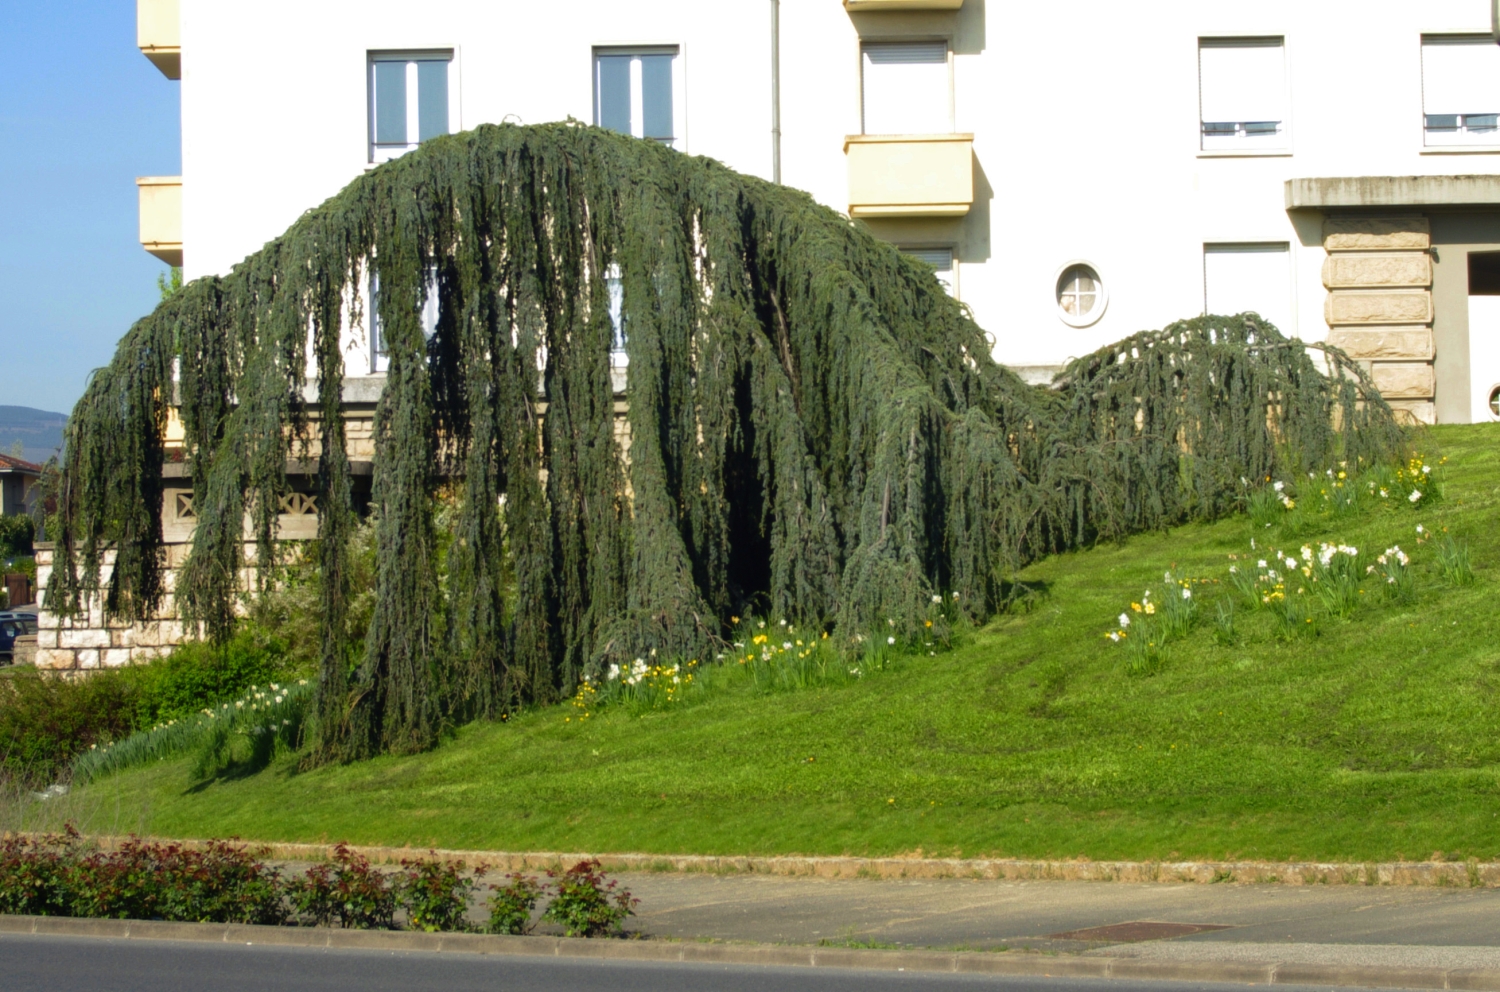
[48,122,1404,761]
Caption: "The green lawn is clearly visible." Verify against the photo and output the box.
[57,425,1500,862]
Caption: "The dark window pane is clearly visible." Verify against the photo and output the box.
[417,60,449,141]
[641,55,673,140]
[374,61,407,144]
[597,55,631,134]
[863,41,947,64]
[1202,121,1236,135]
[1465,113,1499,131]
[1426,114,1460,131]
[1243,120,1280,135]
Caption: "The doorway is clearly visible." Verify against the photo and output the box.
[1467,252,1500,422]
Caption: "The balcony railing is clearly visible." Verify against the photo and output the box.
[844,134,973,218]
[137,176,182,267]
[138,0,180,79]
[844,0,963,10]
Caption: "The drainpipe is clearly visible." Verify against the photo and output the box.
[771,0,782,183]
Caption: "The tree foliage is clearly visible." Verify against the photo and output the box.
[48,122,1405,761]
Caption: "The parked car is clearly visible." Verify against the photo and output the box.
[0,609,37,632]
[0,610,36,663]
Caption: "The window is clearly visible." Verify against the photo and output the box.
[862,42,951,135]
[902,247,956,296]
[1203,244,1292,333]
[1421,36,1500,147]
[369,51,455,163]
[369,270,440,373]
[594,48,682,147]
[606,263,627,365]
[1198,38,1287,151]
[1055,262,1106,327]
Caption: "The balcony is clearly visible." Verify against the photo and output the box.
[137,0,180,79]
[845,0,963,10]
[844,134,973,218]
[136,176,182,267]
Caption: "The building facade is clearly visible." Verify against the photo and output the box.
[0,454,41,519]
[133,0,1500,425]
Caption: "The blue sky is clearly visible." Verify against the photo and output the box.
[1,2,181,415]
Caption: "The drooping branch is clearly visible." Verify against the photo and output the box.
[50,122,1406,762]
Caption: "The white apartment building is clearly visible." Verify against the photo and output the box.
[132,0,1500,425]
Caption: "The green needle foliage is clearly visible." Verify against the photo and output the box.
[47,122,1405,764]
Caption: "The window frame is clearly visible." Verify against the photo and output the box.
[859,39,955,137]
[591,44,688,151]
[367,48,461,164]
[1054,260,1107,329]
[1196,36,1293,158]
[1419,34,1500,153]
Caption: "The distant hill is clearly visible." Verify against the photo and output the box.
[0,406,67,465]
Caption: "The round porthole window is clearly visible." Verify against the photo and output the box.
[1056,262,1107,328]
[1489,384,1500,419]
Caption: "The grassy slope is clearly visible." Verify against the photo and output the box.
[70,425,1500,862]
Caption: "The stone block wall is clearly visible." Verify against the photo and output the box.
[31,543,191,672]
[1322,217,1436,425]
[30,385,633,675]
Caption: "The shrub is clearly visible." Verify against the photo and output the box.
[485,873,545,935]
[67,837,286,924]
[0,516,33,560]
[286,843,396,929]
[397,854,485,933]
[542,859,637,937]
[0,828,77,916]
[0,629,308,789]
[0,669,136,786]
[121,629,300,729]
[0,829,285,924]
[0,831,645,935]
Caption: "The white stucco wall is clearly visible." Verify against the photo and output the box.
[175,0,1500,374]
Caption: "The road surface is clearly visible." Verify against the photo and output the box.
[0,932,1363,992]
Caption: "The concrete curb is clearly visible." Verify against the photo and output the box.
[1,914,1496,989]
[46,834,1500,887]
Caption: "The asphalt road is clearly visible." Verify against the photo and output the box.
[0,933,1359,992]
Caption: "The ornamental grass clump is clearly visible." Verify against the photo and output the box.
[1309,542,1362,619]
[1371,546,1415,603]
[71,679,312,786]
[1435,532,1475,587]
[48,121,1406,764]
